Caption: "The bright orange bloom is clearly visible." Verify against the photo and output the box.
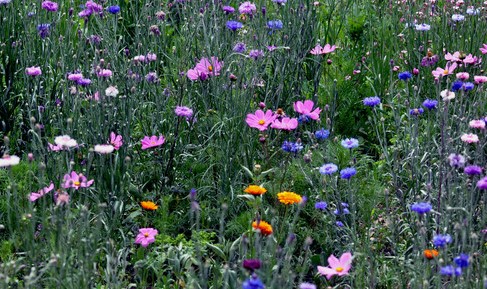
[140,201,158,211]
[423,249,439,260]
[244,185,267,196]
[277,191,302,205]
[252,220,273,236]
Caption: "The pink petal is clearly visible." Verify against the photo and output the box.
[187,69,200,81]
[339,252,353,265]
[327,254,340,268]
[317,266,336,280]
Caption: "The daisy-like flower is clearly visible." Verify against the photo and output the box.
[293,100,322,120]
[245,109,277,131]
[140,201,158,210]
[317,252,353,280]
[432,62,457,79]
[461,133,479,144]
[54,135,78,148]
[141,135,165,150]
[244,185,267,196]
[252,220,273,236]
[135,228,158,247]
[29,183,55,202]
[277,191,303,205]
[62,171,94,190]
[94,144,114,154]
[271,117,298,130]
[109,132,123,150]
[310,44,336,55]
[0,155,20,167]
[187,57,223,81]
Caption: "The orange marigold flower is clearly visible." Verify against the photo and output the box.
[252,220,273,236]
[140,201,158,211]
[277,191,302,205]
[244,185,267,196]
[423,249,439,260]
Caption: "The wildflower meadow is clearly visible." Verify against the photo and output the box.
[1,0,487,288]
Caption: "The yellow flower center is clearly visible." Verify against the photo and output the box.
[74,181,81,186]
[443,69,449,75]
[335,267,344,272]
[258,119,265,125]
[144,233,149,237]
[151,141,156,145]
[208,65,213,72]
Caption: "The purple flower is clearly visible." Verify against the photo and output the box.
[242,274,265,289]
[448,153,466,168]
[145,72,159,83]
[315,128,330,140]
[222,5,235,14]
[451,80,463,92]
[107,5,120,14]
[463,82,474,91]
[233,42,246,53]
[409,108,424,116]
[174,106,193,118]
[226,20,243,31]
[299,283,317,289]
[341,138,359,149]
[239,1,256,14]
[41,1,59,12]
[37,24,51,38]
[77,78,92,86]
[272,0,287,4]
[315,201,328,210]
[398,71,412,80]
[454,254,469,268]
[281,141,303,153]
[363,96,381,107]
[433,234,452,248]
[477,176,487,190]
[422,99,438,110]
[267,20,283,30]
[410,202,432,214]
[249,49,264,60]
[242,259,261,271]
[340,167,356,179]
[319,163,338,175]
[335,221,344,227]
[464,165,482,176]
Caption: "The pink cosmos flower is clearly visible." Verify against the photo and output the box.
[25,66,42,77]
[271,117,298,130]
[310,44,336,55]
[245,110,277,131]
[480,44,487,54]
[445,51,461,62]
[310,45,323,55]
[432,62,457,79]
[463,54,479,65]
[456,72,469,80]
[317,252,353,280]
[109,132,123,150]
[48,142,63,151]
[461,133,479,144]
[141,135,165,150]
[29,183,55,202]
[62,171,94,190]
[135,228,158,247]
[293,100,322,120]
[469,120,486,129]
[187,57,223,81]
[474,76,487,84]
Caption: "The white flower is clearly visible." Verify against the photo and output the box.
[415,24,431,31]
[452,14,465,21]
[440,89,455,101]
[54,135,78,148]
[105,86,119,97]
[0,155,20,167]
[94,144,114,154]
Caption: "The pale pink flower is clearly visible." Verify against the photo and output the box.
[25,66,42,77]
[432,62,457,79]
[67,73,83,81]
[29,183,54,202]
[463,54,478,64]
[445,51,461,62]
[135,228,158,247]
[245,110,277,131]
[238,1,256,14]
[474,75,487,84]
[310,45,323,55]
[440,90,455,101]
[55,192,70,206]
[97,69,113,78]
[141,135,165,150]
[109,132,123,150]
[62,171,94,190]
[317,252,353,280]
[456,72,469,80]
[54,135,77,148]
[146,53,157,62]
[271,117,299,130]
[461,133,479,143]
[321,44,336,54]
[48,142,63,151]
[0,155,20,167]
[133,55,146,63]
[480,44,487,54]
[469,120,486,129]
[94,144,114,154]
[293,100,322,120]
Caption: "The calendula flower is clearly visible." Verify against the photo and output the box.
[252,220,273,236]
[423,249,439,260]
[244,185,267,196]
[277,191,302,205]
[140,201,158,210]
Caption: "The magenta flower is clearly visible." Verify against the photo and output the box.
[29,183,55,202]
[68,73,83,81]
[310,44,336,55]
[97,69,113,78]
[271,117,298,130]
[239,1,256,14]
[187,57,223,81]
[41,0,58,11]
[293,100,322,120]
[25,66,42,77]
[62,171,94,190]
[109,132,123,150]
[246,110,277,131]
[474,76,487,84]
[317,252,353,280]
[480,44,487,54]
[135,228,158,247]
[175,106,194,118]
[141,135,165,150]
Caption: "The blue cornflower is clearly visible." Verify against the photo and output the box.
[315,201,328,210]
[37,23,51,38]
[463,82,474,91]
[226,20,243,31]
[282,141,303,153]
[319,163,338,175]
[410,202,432,214]
[341,138,359,149]
[272,0,287,4]
[440,265,462,276]
[398,71,412,80]
[107,5,120,14]
[409,108,424,116]
[233,42,246,53]
[315,128,330,140]
[222,5,235,14]
[451,80,463,92]
[433,234,452,248]
[422,99,438,110]
[363,96,381,107]
[340,167,356,179]
[77,78,92,86]
[454,254,469,268]
[0,0,12,5]
[335,221,344,227]
[267,20,283,30]
[242,274,265,289]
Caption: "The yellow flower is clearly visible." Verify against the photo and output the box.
[140,201,158,211]
[244,185,267,196]
[277,191,302,205]
[252,220,273,236]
